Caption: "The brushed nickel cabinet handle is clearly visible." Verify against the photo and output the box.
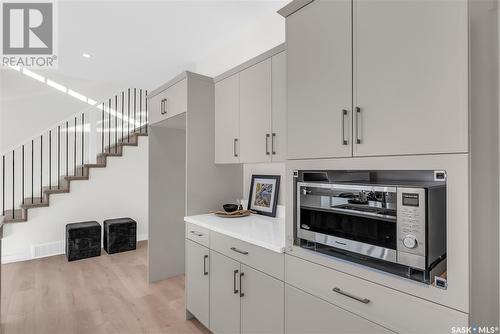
[355,107,362,144]
[233,138,238,157]
[203,255,209,275]
[342,109,348,145]
[333,287,370,304]
[265,134,270,155]
[272,133,277,155]
[230,247,249,255]
[239,272,245,297]
[233,269,239,294]
[190,230,203,237]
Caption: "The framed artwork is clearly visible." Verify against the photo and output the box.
[247,175,280,217]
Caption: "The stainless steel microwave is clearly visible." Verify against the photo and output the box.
[294,171,447,284]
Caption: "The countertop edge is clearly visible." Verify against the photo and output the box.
[184,216,286,254]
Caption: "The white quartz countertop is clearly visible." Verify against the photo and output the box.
[184,213,286,253]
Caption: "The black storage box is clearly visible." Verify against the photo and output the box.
[103,217,137,254]
[66,221,101,261]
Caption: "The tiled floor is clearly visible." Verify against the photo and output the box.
[1,241,210,334]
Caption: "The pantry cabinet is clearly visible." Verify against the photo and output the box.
[282,0,468,159]
[185,239,210,328]
[286,0,352,160]
[214,46,286,164]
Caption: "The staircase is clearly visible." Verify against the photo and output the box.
[1,88,149,224]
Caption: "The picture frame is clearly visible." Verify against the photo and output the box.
[247,175,280,217]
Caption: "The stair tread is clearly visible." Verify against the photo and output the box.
[3,209,27,223]
[21,197,49,208]
[43,186,69,193]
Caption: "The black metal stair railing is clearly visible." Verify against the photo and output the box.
[1,88,148,221]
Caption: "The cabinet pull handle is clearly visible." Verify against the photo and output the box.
[161,99,168,115]
[342,109,348,145]
[230,247,249,255]
[233,138,238,157]
[190,230,203,237]
[239,272,245,297]
[160,99,164,115]
[333,287,370,304]
[203,255,209,275]
[265,134,270,155]
[233,270,239,294]
[272,133,277,155]
[355,107,362,144]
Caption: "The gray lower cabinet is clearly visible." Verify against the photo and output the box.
[185,239,210,328]
[210,250,241,334]
[209,250,285,334]
[285,285,392,334]
[240,264,284,334]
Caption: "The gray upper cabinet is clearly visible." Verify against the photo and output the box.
[240,264,284,334]
[209,250,241,334]
[239,59,272,163]
[286,0,352,160]
[271,51,287,162]
[353,0,468,156]
[214,47,286,164]
[148,78,188,125]
[215,74,240,163]
[185,239,210,329]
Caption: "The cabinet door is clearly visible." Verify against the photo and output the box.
[285,285,392,334]
[215,74,240,163]
[210,251,241,334]
[239,59,272,163]
[240,265,284,334]
[353,0,468,156]
[287,0,352,159]
[185,239,210,328]
[271,51,287,162]
[163,78,187,119]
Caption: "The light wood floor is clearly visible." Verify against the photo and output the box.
[1,241,210,334]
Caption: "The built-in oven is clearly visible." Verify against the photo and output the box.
[294,171,447,284]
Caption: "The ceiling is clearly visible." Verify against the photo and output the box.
[0,0,287,150]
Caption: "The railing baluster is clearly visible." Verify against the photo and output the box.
[108,99,111,153]
[128,88,130,142]
[57,125,60,189]
[101,103,105,154]
[115,95,118,153]
[49,130,52,189]
[22,145,24,205]
[139,89,142,133]
[40,135,42,199]
[2,155,4,216]
[12,150,15,219]
[81,113,84,176]
[121,92,124,143]
[31,140,34,203]
[145,90,148,134]
[134,88,137,133]
[74,117,77,176]
[66,122,69,177]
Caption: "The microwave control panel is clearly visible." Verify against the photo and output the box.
[397,187,426,269]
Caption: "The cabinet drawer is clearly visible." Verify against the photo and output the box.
[148,78,187,125]
[185,222,209,248]
[210,231,284,280]
[285,255,468,333]
[286,284,392,334]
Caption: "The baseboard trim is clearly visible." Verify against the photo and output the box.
[2,233,149,264]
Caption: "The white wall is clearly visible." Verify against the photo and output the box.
[1,136,148,263]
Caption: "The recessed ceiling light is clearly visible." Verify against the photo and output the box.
[82,53,92,58]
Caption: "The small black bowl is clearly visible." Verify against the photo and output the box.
[223,204,238,213]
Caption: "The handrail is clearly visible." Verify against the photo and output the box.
[0,88,149,219]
